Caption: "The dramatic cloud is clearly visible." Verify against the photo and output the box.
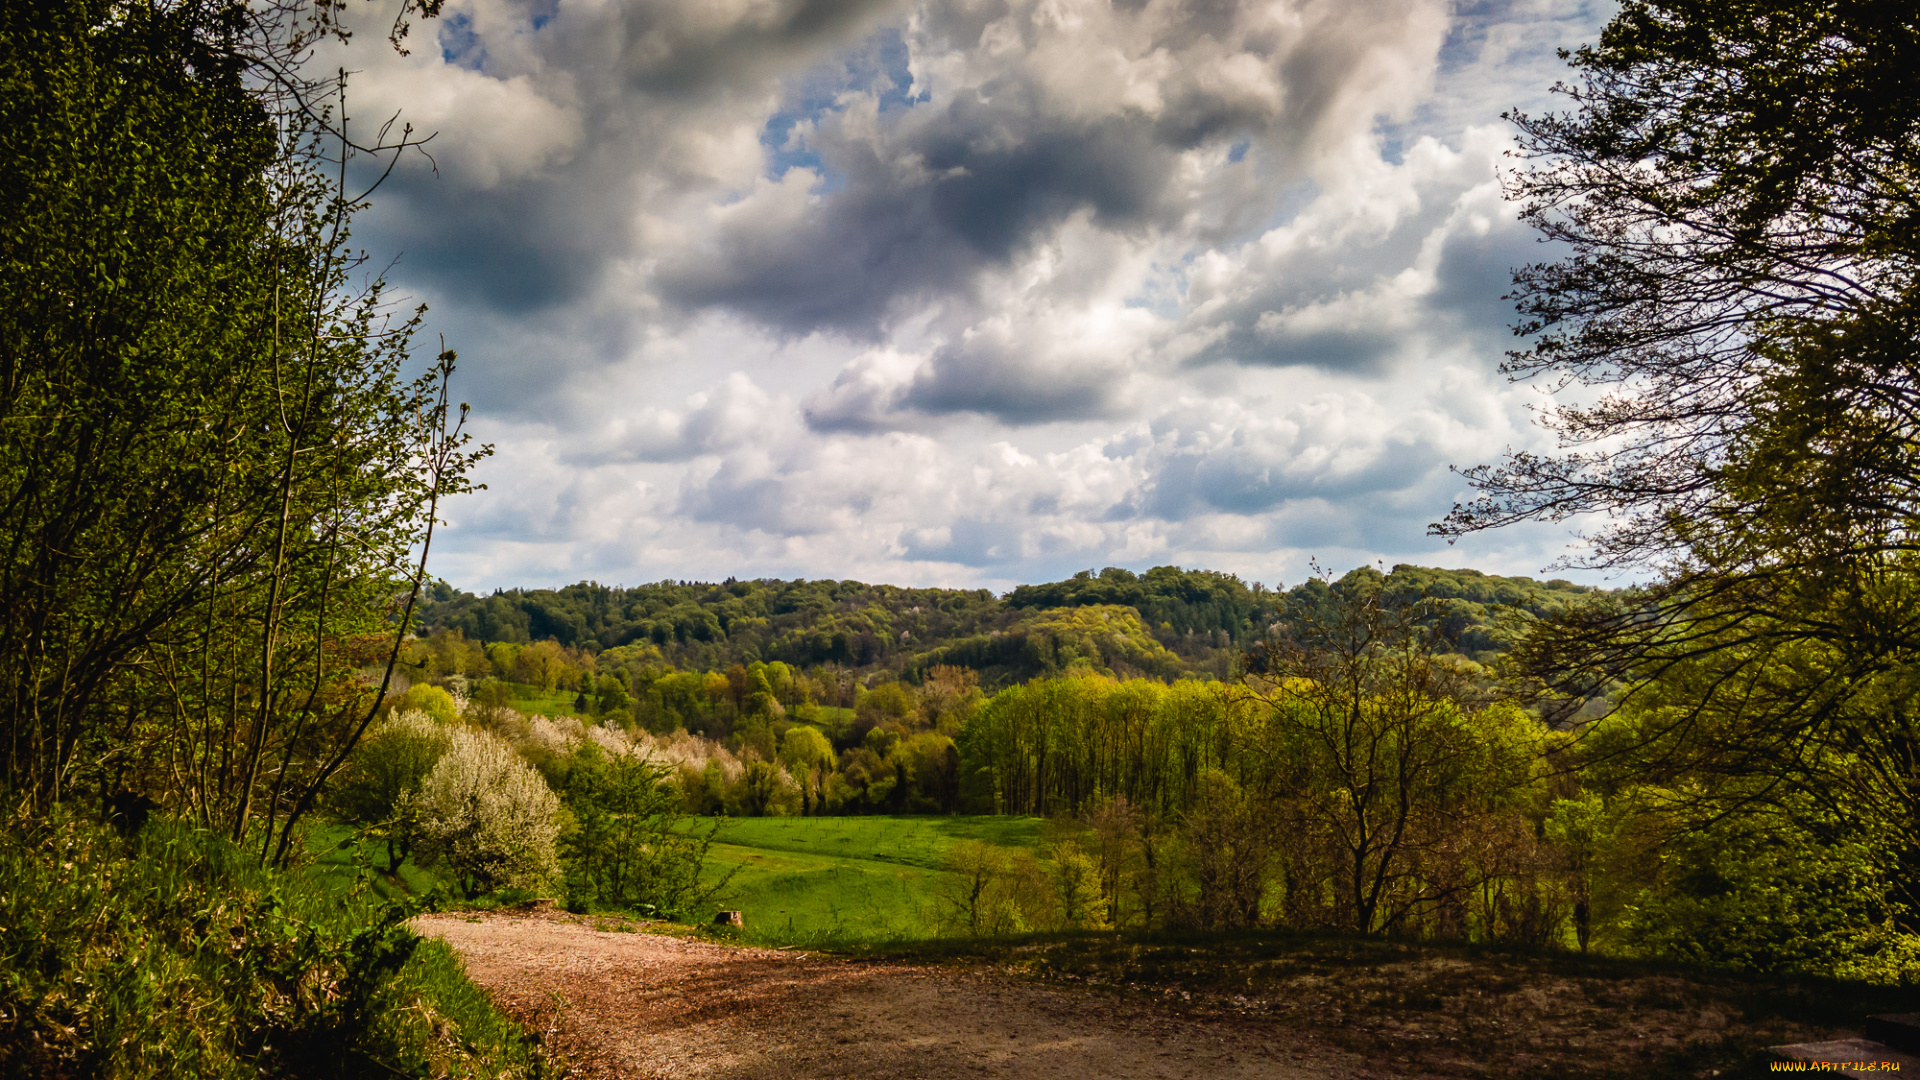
[321,0,1618,592]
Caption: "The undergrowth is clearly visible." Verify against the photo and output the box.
[0,812,561,1080]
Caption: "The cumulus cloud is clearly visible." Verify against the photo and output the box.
[658,0,1452,336]
[325,0,1616,590]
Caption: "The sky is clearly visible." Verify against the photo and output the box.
[316,0,1618,595]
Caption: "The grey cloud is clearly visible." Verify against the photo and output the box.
[660,107,1178,334]
[802,323,1132,431]
[681,467,813,534]
[1143,435,1434,518]
[663,0,1448,336]
[337,0,907,325]
[900,516,1007,566]
[1179,134,1531,372]
[361,182,614,313]
[801,351,916,432]
[901,337,1126,423]
[599,0,906,97]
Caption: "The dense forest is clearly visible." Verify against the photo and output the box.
[410,563,1600,685]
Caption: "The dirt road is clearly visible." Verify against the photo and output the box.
[416,912,1376,1080]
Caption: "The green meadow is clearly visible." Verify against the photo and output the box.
[305,813,1049,946]
[508,683,586,717]
[701,815,1044,944]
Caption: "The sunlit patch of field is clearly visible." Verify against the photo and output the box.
[699,815,1044,945]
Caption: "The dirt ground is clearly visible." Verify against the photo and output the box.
[415,912,1382,1080]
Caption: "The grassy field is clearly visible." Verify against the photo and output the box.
[508,683,584,717]
[305,821,451,901]
[702,815,1044,945]
[304,812,1050,947]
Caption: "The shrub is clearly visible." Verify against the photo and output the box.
[413,726,562,898]
[558,741,731,917]
[330,710,450,872]
[0,813,552,1079]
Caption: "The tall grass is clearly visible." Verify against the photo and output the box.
[0,812,556,1080]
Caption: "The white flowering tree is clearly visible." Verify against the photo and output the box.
[412,726,562,898]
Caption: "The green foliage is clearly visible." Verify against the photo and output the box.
[961,674,1234,818]
[396,684,460,726]
[328,710,449,873]
[1008,566,1271,642]
[0,0,483,862]
[415,565,1597,693]
[558,742,727,916]
[1615,794,1906,977]
[1047,841,1110,930]
[1167,771,1269,931]
[0,815,550,1079]
[1436,0,1920,976]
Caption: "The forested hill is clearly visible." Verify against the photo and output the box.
[415,564,1603,686]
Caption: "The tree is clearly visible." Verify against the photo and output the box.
[412,726,561,898]
[936,840,1007,935]
[559,741,728,915]
[1169,770,1270,930]
[778,725,835,815]
[1239,577,1539,935]
[0,0,479,865]
[1440,0,1920,568]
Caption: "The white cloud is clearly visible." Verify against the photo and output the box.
[325,0,1619,591]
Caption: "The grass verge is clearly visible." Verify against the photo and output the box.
[0,812,561,1080]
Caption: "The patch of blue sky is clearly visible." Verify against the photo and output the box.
[1377,0,1612,150]
[438,12,486,71]
[759,26,922,185]
[1255,176,1324,237]
[1122,270,1186,321]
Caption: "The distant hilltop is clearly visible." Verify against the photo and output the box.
[414,564,1605,688]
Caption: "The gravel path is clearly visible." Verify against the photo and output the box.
[416,912,1379,1080]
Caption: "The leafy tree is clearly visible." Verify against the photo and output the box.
[330,710,449,872]
[1170,770,1271,930]
[1241,577,1544,935]
[1047,841,1110,930]
[1614,790,1903,974]
[936,840,1008,935]
[1441,0,1920,566]
[394,684,459,726]
[0,0,480,863]
[778,725,835,815]
[1436,0,1920,950]
[559,741,728,915]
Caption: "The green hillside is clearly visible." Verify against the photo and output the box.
[413,563,1603,686]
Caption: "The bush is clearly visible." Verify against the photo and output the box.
[934,840,1056,935]
[0,813,553,1079]
[330,710,450,872]
[395,684,460,726]
[413,726,562,898]
[559,741,731,917]
[1616,795,1910,977]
